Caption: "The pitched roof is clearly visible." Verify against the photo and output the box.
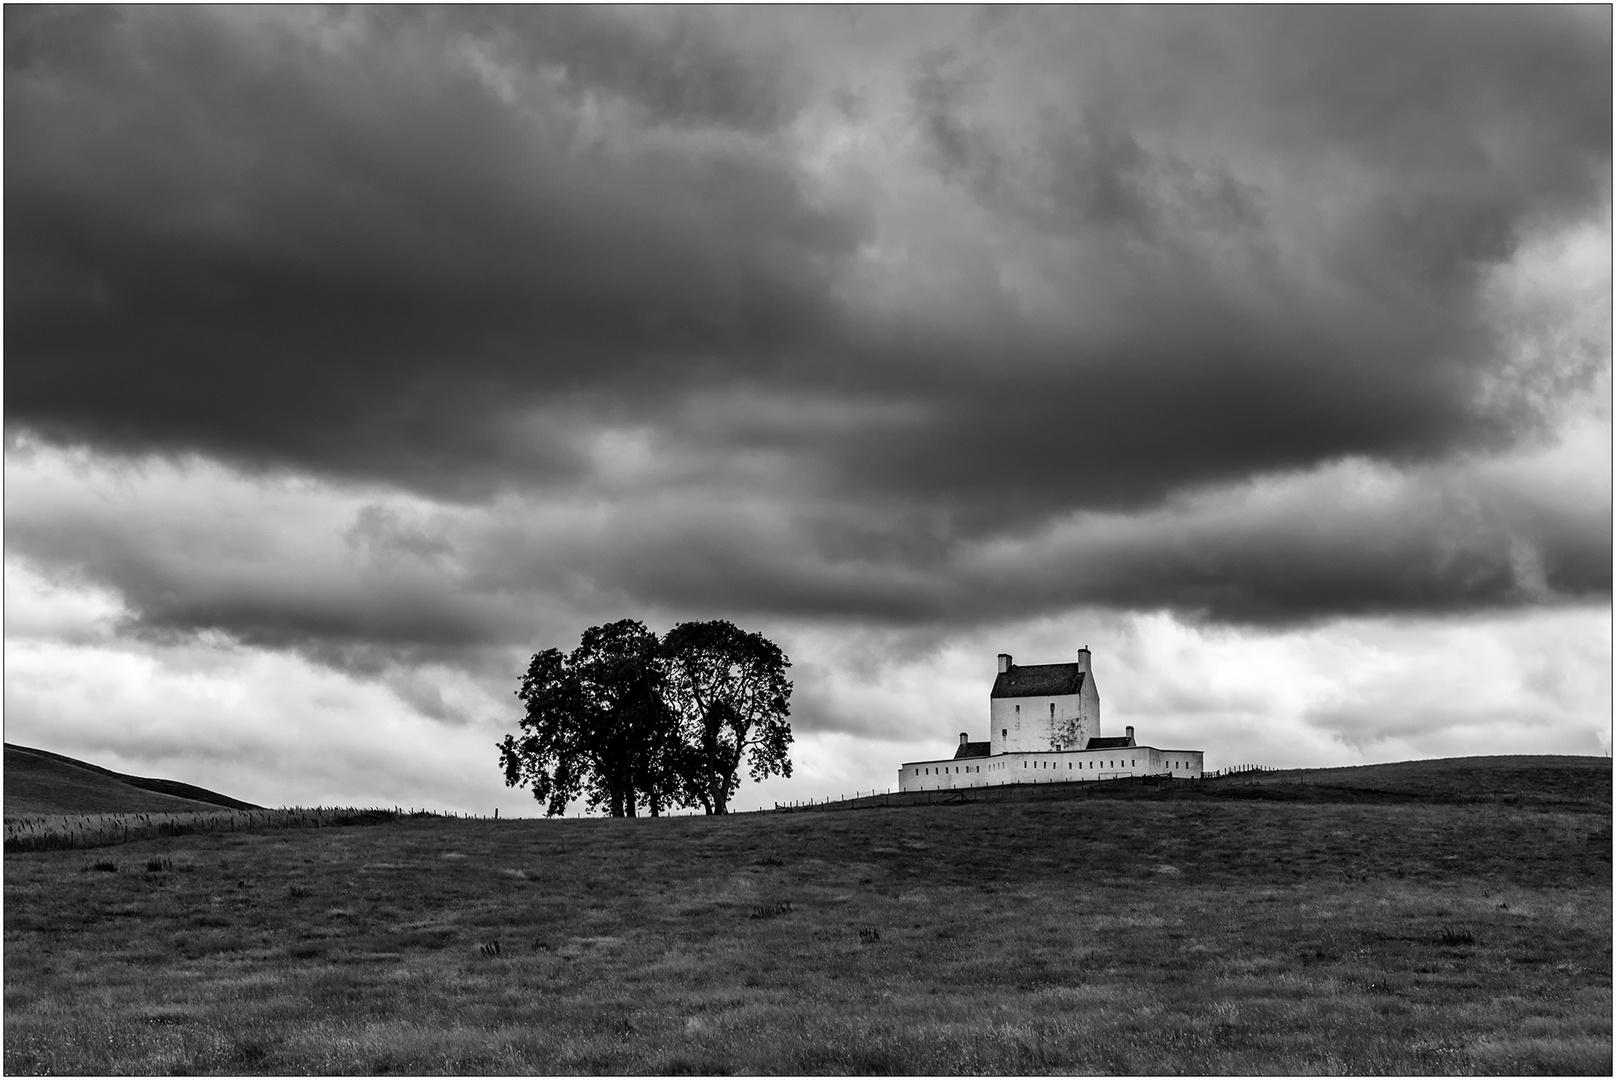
[953,741,991,759]
[1084,736,1133,750]
[990,663,1085,698]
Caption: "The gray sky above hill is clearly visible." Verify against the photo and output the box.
[5,6,1610,812]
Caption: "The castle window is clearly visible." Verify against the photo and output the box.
[1002,729,1008,738]
[1050,703,1055,719]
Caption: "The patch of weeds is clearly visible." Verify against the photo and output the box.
[1360,969,1416,997]
[288,884,310,899]
[478,941,502,957]
[173,931,247,959]
[749,900,793,920]
[393,928,454,949]
[754,856,784,867]
[857,926,881,944]
[145,857,172,873]
[1439,925,1476,946]
[90,860,117,873]
[232,1040,271,1067]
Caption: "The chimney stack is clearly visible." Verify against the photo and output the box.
[1077,646,1091,674]
[997,653,1012,673]
[1125,725,1135,745]
[960,732,969,746]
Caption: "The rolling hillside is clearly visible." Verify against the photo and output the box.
[1202,754,1611,809]
[3,744,260,817]
[808,754,1612,814]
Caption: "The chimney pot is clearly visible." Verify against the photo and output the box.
[1125,725,1135,745]
[960,732,969,745]
[997,653,1012,674]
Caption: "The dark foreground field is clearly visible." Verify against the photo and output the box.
[5,772,1611,1074]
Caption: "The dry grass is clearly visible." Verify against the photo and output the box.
[4,791,1610,1074]
[3,807,409,853]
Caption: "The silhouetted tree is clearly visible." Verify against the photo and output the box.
[661,619,793,814]
[499,619,675,817]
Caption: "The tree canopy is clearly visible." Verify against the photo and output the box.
[498,618,793,816]
[661,619,793,815]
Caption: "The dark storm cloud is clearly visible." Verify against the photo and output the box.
[843,5,1610,525]
[6,5,854,494]
[5,5,1610,640]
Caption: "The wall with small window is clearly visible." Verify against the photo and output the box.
[990,691,1095,756]
[895,757,995,792]
[1157,750,1204,778]
[897,744,1203,792]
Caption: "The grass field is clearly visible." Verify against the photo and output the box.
[4,759,1611,1074]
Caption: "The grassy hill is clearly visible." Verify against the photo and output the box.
[817,754,1612,815]
[3,754,1609,1074]
[1203,754,1611,809]
[3,744,260,817]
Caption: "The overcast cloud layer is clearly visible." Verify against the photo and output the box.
[5,7,1610,811]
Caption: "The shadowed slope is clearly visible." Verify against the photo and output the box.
[1208,755,1612,809]
[3,788,1609,1073]
[3,744,260,816]
[812,755,1612,814]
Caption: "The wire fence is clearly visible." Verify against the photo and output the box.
[5,764,1283,840]
[770,764,1280,813]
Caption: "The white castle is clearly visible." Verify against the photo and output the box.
[897,646,1203,791]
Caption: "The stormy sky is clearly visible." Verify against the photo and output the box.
[6,6,1610,814]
